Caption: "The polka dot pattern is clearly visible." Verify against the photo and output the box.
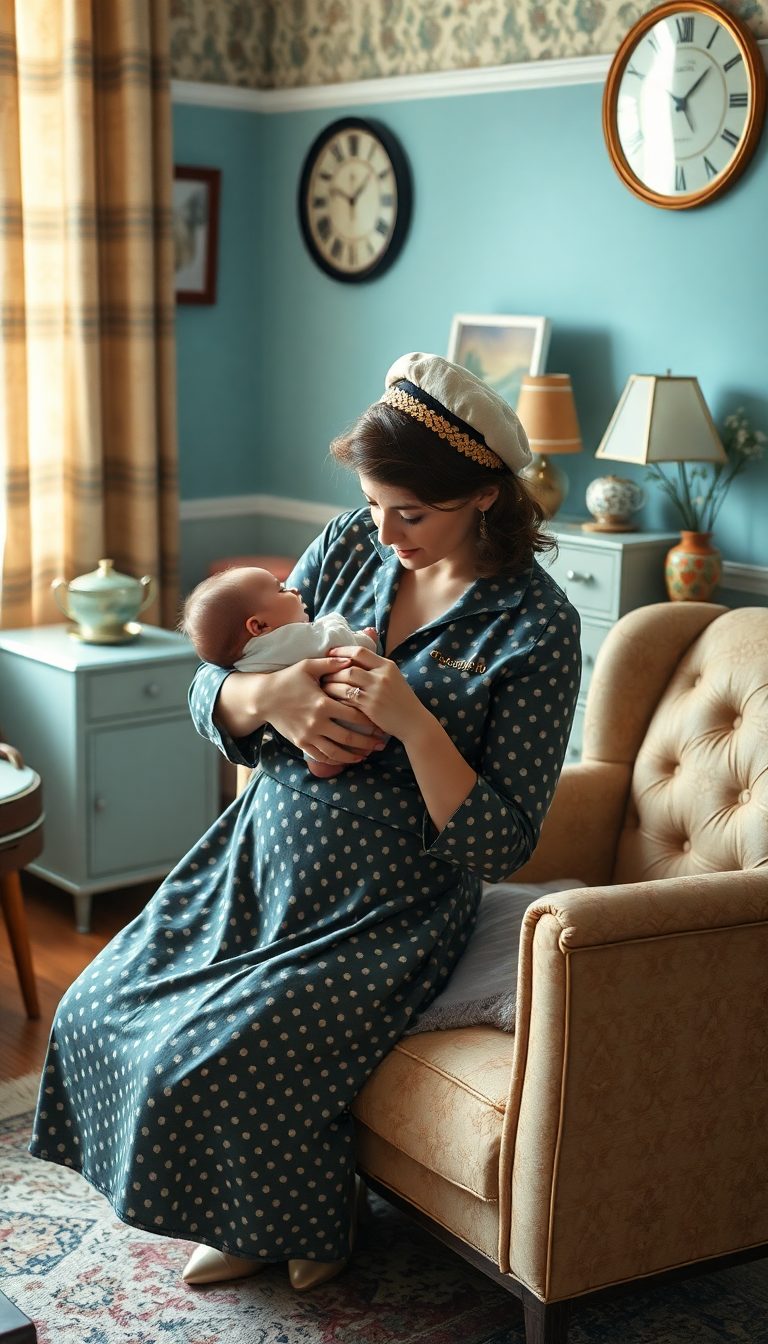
[29,507,580,1265]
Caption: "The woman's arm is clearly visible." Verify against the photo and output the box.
[215,657,388,767]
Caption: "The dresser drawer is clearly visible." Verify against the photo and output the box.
[548,542,619,620]
[580,619,611,701]
[85,660,195,722]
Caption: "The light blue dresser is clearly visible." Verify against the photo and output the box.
[546,523,679,761]
[0,624,219,932]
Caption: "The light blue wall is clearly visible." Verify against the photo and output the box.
[173,106,264,500]
[173,78,768,566]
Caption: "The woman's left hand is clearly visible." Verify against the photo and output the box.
[323,646,428,742]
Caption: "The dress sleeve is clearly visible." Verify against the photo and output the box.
[423,603,581,883]
[188,662,265,767]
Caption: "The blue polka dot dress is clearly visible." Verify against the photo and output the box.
[29,509,580,1263]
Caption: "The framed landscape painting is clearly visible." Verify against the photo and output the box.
[173,166,221,304]
[447,314,551,409]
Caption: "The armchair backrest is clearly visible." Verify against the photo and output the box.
[581,605,768,885]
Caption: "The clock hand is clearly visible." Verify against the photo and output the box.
[329,185,354,205]
[682,66,711,102]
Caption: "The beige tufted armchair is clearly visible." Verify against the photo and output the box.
[349,602,768,1343]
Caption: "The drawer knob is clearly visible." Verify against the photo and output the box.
[145,683,161,697]
[566,570,594,583]
[94,795,106,812]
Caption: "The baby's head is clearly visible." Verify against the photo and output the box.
[180,567,308,667]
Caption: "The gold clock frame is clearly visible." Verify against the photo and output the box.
[603,0,767,210]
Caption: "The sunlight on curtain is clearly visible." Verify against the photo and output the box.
[0,0,178,628]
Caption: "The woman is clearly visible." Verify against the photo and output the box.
[30,353,581,1292]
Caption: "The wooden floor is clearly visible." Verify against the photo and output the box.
[0,872,155,1082]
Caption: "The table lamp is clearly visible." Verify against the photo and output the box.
[517,374,582,517]
[595,374,726,467]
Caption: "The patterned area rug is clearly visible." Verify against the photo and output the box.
[2,1075,768,1343]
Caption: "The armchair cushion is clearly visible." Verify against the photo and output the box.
[352,1025,514,1202]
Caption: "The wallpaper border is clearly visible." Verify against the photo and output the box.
[171,41,768,112]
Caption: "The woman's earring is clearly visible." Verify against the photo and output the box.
[479,510,489,542]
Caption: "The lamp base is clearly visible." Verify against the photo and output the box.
[519,454,570,519]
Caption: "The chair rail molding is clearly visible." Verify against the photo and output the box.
[179,493,343,527]
[179,495,768,597]
[172,40,768,113]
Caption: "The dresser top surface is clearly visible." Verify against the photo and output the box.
[0,624,198,672]
[549,520,679,548]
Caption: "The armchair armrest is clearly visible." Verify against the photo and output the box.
[498,868,768,1301]
[511,760,632,888]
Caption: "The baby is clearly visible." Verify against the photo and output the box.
[181,566,379,778]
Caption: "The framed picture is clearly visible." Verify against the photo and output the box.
[173,166,221,305]
[447,314,551,410]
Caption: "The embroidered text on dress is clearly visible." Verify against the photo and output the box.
[430,649,487,674]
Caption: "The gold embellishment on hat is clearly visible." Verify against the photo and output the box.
[381,386,504,470]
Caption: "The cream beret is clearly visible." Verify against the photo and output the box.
[382,352,532,475]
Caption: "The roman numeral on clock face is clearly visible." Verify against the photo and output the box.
[375,218,389,235]
[348,134,359,157]
[317,216,331,241]
[330,237,343,259]
[729,92,748,107]
[647,30,660,53]
[721,127,740,147]
[675,164,687,190]
[331,142,344,163]
[626,63,644,77]
[625,129,644,155]
[724,53,743,71]
[676,16,694,42]
[706,24,720,48]
[703,156,718,179]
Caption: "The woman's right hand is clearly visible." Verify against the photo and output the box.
[214,658,387,765]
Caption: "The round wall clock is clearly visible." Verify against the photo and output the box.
[298,117,412,283]
[603,0,766,209]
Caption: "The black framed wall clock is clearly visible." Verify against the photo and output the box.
[298,117,412,283]
[603,0,766,209]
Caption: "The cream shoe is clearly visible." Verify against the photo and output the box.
[288,1176,365,1293]
[183,1244,265,1285]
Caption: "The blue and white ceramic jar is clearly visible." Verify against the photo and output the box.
[585,475,646,531]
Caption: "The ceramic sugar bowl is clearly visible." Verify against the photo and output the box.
[52,560,156,643]
[585,475,647,532]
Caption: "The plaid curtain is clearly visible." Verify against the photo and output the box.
[0,0,178,628]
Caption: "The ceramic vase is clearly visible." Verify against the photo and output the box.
[665,532,722,602]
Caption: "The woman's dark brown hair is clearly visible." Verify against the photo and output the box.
[330,402,555,579]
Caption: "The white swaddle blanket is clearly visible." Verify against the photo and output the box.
[234,613,376,673]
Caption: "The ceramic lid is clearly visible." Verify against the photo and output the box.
[67,559,142,594]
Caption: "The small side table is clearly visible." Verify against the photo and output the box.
[0,625,219,932]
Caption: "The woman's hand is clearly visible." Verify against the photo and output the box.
[324,645,478,833]
[322,646,430,742]
[215,657,387,766]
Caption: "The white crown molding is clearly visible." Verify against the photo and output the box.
[172,40,768,113]
[720,560,768,595]
[179,493,344,526]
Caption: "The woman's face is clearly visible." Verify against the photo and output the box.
[359,474,498,573]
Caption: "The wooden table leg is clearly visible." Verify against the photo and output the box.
[521,1287,572,1344]
[0,870,40,1019]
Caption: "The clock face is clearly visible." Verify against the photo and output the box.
[299,119,412,282]
[604,0,766,208]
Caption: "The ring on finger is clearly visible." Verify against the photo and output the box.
[346,685,361,701]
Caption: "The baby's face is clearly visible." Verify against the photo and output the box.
[244,569,309,636]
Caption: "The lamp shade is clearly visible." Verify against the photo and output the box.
[516,374,582,456]
[596,375,726,465]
